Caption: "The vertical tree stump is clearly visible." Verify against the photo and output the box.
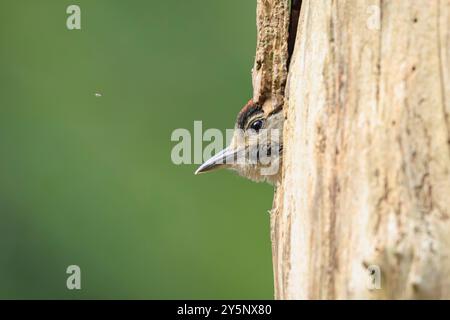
[259,0,450,299]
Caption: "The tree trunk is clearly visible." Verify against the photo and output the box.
[268,0,450,299]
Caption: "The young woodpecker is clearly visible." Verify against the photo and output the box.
[195,98,284,184]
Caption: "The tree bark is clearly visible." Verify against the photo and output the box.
[269,0,450,299]
[252,0,291,111]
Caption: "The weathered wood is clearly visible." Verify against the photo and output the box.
[252,0,291,110]
[271,0,450,299]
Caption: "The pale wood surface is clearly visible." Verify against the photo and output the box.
[270,0,450,299]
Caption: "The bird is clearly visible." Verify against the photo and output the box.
[195,98,284,184]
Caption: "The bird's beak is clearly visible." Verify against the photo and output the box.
[195,147,238,175]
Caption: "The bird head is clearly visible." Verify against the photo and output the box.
[195,98,284,184]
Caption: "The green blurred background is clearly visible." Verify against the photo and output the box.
[0,0,275,299]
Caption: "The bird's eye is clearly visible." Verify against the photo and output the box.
[249,119,264,132]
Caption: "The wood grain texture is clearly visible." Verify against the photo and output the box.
[252,0,291,110]
[271,0,450,299]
